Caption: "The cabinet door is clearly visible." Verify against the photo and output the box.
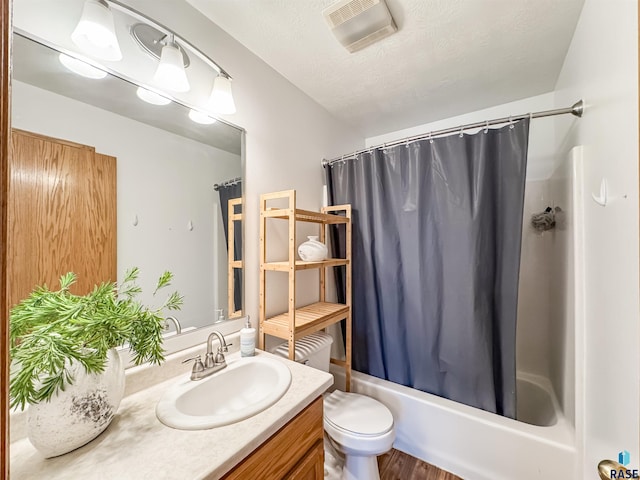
[8,129,116,307]
[284,440,324,480]
[221,397,324,480]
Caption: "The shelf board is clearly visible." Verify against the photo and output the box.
[262,207,348,225]
[262,302,349,339]
[230,260,243,269]
[262,258,349,271]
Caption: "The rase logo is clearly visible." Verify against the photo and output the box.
[609,451,639,479]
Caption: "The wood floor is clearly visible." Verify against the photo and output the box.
[377,449,463,480]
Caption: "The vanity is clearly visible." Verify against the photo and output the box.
[9,344,333,479]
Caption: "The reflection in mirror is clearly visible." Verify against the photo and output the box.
[215,178,243,319]
[10,33,244,332]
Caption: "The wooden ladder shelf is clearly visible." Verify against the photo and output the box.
[259,189,352,391]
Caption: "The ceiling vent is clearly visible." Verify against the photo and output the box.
[323,0,397,53]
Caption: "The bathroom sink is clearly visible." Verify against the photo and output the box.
[156,355,292,430]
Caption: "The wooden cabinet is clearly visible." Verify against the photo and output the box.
[8,129,117,308]
[221,397,324,480]
[284,440,324,480]
[258,189,352,390]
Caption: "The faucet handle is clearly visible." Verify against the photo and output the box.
[182,355,205,374]
[214,349,226,364]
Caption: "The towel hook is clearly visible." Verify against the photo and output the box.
[591,178,608,207]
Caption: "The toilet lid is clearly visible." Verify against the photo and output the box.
[323,391,393,436]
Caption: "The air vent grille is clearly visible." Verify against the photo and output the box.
[323,0,397,53]
[346,24,395,53]
[326,0,379,28]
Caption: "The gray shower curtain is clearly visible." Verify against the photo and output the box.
[325,119,529,418]
[218,181,242,313]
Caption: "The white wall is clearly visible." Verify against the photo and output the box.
[119,0,365,325]
[366,92,560,181]
[11,80,241,329]
[553,0,639,476]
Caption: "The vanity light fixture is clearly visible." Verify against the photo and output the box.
[208,74,236,114]
[58,53,107,79]
[71,0,122,61]
[153,35,190,93]
[188,109,217,125]
[70,1,237,114]
[136,86,171,106]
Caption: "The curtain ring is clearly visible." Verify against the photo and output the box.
[484,120,489,134]
[428,132,434,144]
[509,115,515,129]
[459,126,464,138]
[405,139,410,148]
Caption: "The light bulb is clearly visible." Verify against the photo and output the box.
[188,109,216,125]
[59,54,107,79]
[136,87,171,106]
[71,0,122,61]
[208,75,236,114]
[153,41,190,93]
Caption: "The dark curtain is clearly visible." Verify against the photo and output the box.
[218,181,242,313]
[325,119,529,418]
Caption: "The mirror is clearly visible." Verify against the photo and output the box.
[10,32,244,332]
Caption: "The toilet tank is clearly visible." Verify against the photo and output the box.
[271,332,333,371]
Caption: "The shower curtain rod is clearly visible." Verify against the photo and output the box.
[322,99,584,167]
[213,177,242,190]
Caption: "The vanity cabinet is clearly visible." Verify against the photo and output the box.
[221,396,324,480]
[259,189,352,390]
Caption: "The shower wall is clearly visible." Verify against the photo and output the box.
[516,181,552,379]
[517,149,579,428]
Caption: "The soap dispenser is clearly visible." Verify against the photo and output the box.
[240,316,256,357]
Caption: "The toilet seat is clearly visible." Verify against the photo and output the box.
[323,391,394,437]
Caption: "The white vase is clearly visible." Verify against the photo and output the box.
[298,235,328,261]
[27,348,126,458]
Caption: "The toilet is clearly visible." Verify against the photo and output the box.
[272,332,395,480]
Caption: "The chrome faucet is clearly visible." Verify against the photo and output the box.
[205,331,229,368]
[164,316,182,335]
[182,330,229,381]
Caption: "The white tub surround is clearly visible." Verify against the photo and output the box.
[10,347,333,479]
[342,370,575,480]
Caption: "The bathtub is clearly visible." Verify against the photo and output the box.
[331,368,576,480]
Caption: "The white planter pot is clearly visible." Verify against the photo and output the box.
[298,235,328,261]
[27,348,125,458]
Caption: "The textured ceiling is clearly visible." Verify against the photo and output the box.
[187,0,585,137]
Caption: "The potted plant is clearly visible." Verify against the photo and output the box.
[9,267,182,457]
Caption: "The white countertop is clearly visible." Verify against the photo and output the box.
[10,347,333,480]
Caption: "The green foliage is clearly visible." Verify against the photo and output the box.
[9,268,183,411]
